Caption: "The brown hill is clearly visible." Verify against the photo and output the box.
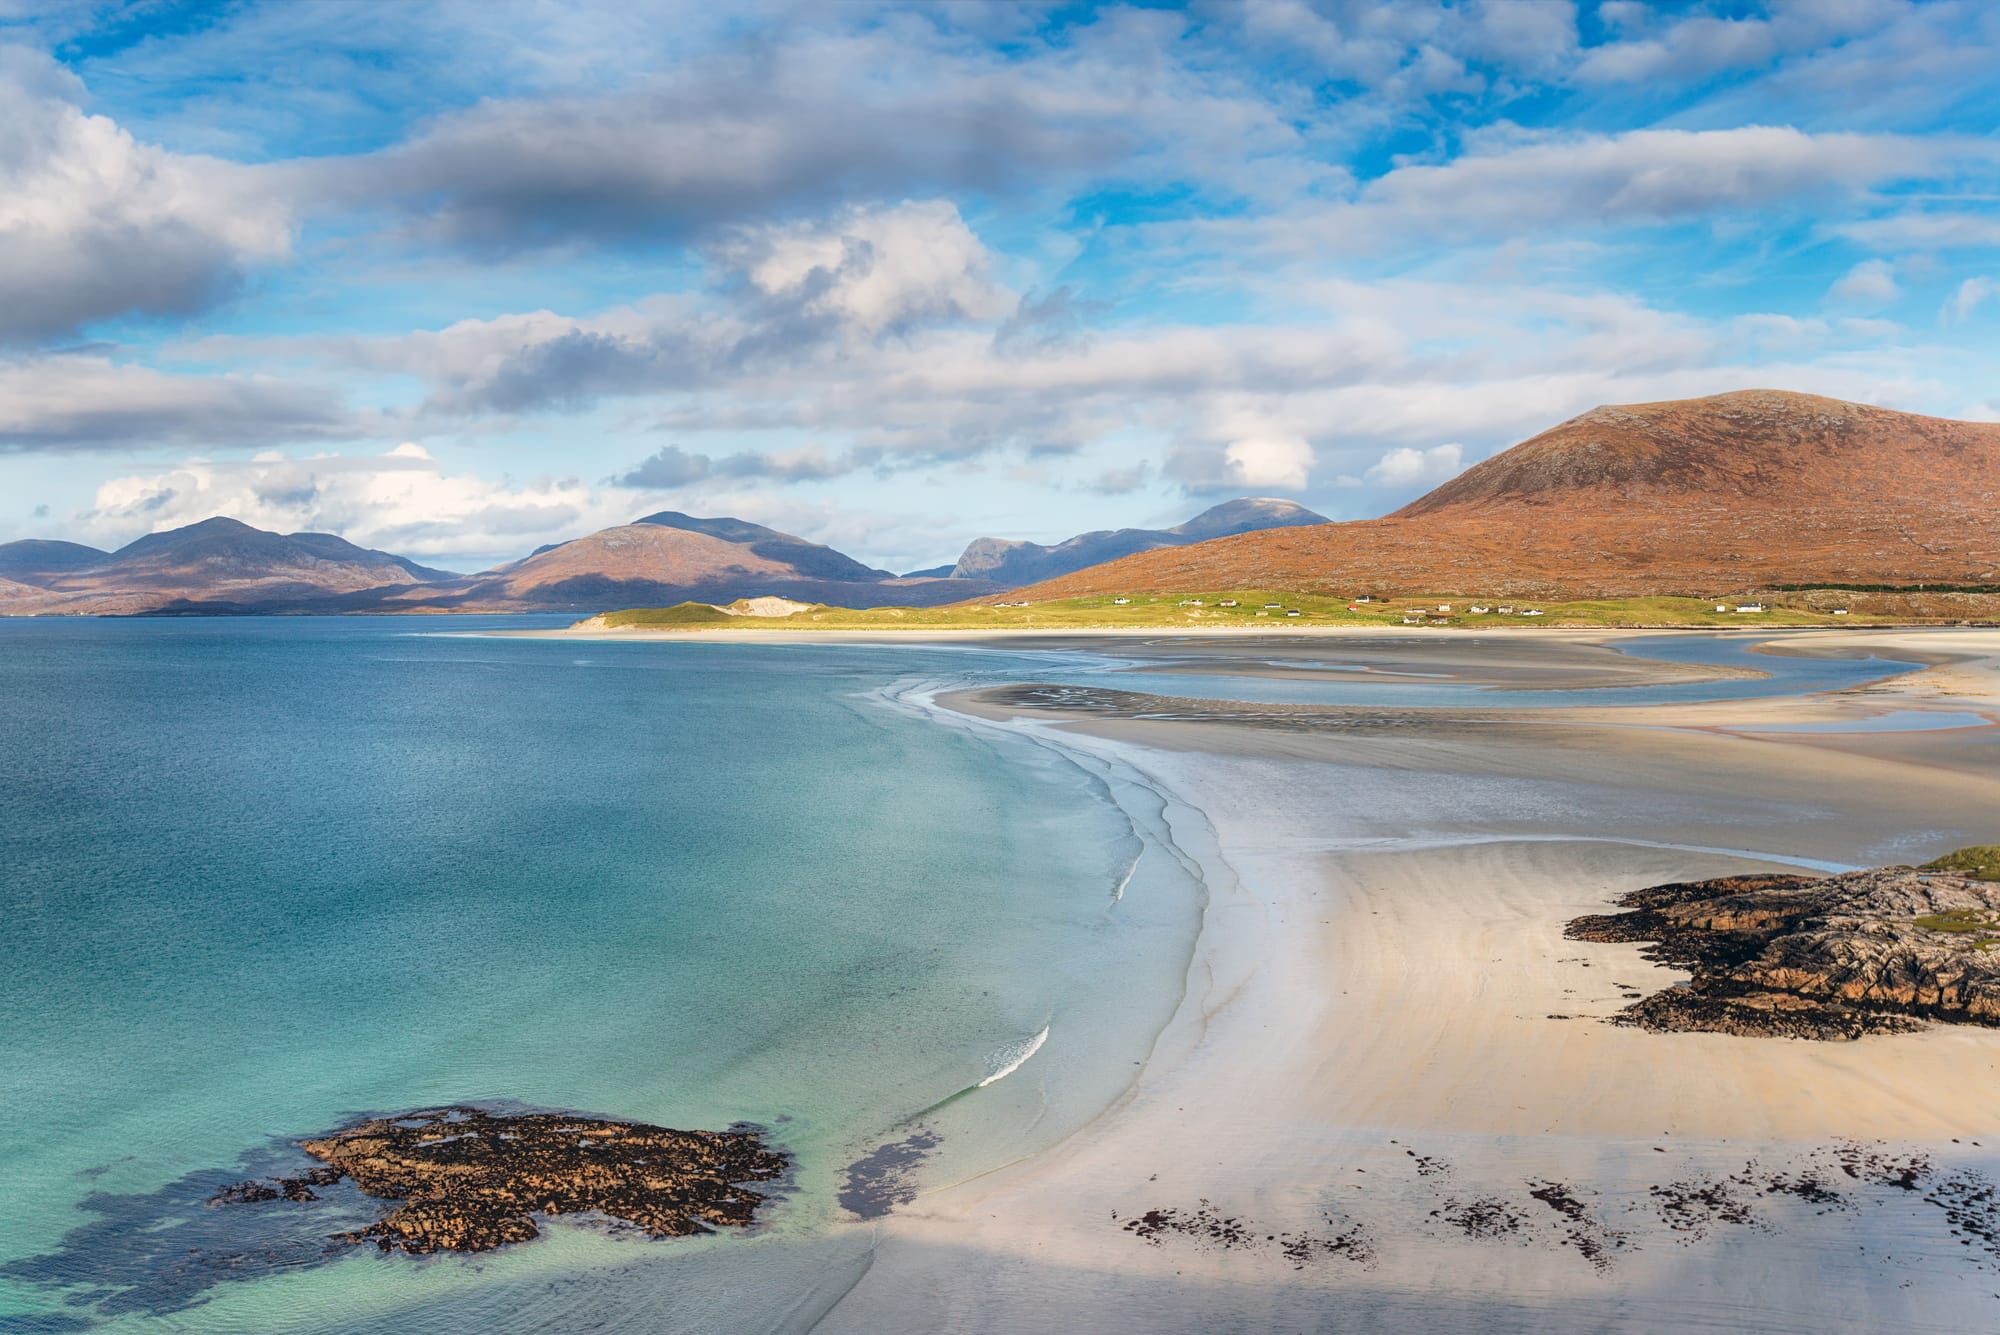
[377,514,993,613]
[1012,391,2000,601]
[0,518,456,615]
[0,510,999,615]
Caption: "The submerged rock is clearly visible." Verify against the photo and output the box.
[211,1105,787,1254]
[1565,854,2000,1040]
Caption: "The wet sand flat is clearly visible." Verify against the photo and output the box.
[818,629,2000,1333]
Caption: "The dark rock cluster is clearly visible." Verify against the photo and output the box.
[1566,857,2000,1039]
[211,1105,786,1254]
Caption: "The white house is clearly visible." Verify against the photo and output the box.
[1112,597,1130,605]
[1735,602,1766,613]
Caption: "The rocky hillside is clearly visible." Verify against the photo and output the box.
[1010,391,2000,600]
[945,498,1329,587]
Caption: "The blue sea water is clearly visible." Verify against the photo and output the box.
[0,618,1204,1333]
[0,619,1933,1332]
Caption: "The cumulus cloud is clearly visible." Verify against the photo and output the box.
[1366,442,1465,487]
[0,354,353,450]
[317,26,1228,254]
[0,46,293,345]
[1573,3,1905,87]
[1829,258,1899,306]
[306,200,1016,419]
[615,444,711,488]
[1223,435,1315,490]
[720,200,1014,339]
[78,444,638,568]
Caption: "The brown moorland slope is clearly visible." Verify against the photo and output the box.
[372,511,997,612]
[1011,391,2000,601]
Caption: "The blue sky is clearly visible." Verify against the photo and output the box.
[1,0,1997,572]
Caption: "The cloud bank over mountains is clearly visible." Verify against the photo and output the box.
[1,1,1997,570]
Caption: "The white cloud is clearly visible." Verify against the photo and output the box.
[1944,276,1995,322]
[0,46,293,345]
[1224,434,1314,490]
[720,199,1015,338]
[1836,212,2000,250]
[0,354,352,450]
[1828,257,1899,306]
[79,445,635,568]
[1363,126,1937,231]
[1572,4,1896,86]
[1366,442,1465,487]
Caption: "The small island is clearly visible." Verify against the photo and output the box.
[209,1106,787,1253]
[1566,848,2000,1040]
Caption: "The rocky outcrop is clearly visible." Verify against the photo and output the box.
[1565,856,2000,1040]
[209,1105,786,1253]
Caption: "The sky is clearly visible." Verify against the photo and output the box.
[1,0,1998,574]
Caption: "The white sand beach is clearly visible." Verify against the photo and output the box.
[809,629,2000,1332]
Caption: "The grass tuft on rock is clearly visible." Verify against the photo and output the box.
[1921,846,2000,883]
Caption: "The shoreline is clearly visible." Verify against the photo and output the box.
[814,628,2000,1331]
[487,620,1986,644]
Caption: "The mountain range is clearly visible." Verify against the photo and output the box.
[1015,390,2000,601]
[929,497,1328,586]
[9,390,1995,616]
[0,501,1318,616]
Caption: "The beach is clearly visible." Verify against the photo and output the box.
[810,628,2000,1332]
[8,621,2000,1332]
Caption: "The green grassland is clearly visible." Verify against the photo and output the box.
[1922,847,2000,883]
[591,593,1876,632]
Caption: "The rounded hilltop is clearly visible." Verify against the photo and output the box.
[1394,389,1995,517]
[1009,390,2000,603]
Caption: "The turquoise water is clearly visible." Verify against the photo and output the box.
[0,619,1937,1332]
[0,618,1204,1333]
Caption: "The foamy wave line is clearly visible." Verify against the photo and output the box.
[1111,855,1139,903]
[977,1026,1049,1088]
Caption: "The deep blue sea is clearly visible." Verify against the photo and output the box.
[0,619,1922,1332]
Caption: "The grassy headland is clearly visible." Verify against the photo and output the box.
[583,592,1936,633]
